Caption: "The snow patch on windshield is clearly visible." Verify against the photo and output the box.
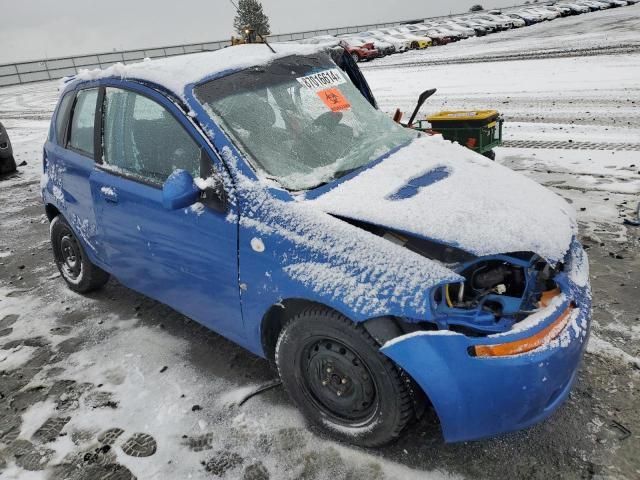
[310,135,576,262]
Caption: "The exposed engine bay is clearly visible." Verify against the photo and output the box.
[340,217,564,337]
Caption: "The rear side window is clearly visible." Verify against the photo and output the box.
[102,87,201,185]
[68,88,98,156]
[54,93,74,145]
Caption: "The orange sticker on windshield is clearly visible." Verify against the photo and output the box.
[317,88,351,112]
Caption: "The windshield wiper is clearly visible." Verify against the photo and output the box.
[333,167,361,180]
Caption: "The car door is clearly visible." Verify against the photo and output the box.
[89,84,244,341]
[49,87,105,262]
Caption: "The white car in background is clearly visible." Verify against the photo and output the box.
[392,27,435,47]
[556,3,590,13]
[575,0,605,9]
[439,22,477,37]
[456,16,499,32]
[451,19,490,36]
[373,28,430,49]
[363,31,411,52]
[473,14,514,29]
[488,12,526,27]
[297,34,338,45]
[523,7,560,19]
[506,11,543,24]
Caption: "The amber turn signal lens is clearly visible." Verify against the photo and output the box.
[473,304,574,357]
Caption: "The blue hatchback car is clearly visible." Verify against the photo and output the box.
[42,44,591,447]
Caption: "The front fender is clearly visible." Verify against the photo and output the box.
[380,268,591,443]
[234,183,461,356]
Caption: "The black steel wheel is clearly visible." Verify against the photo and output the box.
[302,338,377,424]
[50,215,110,293]
[276,306,414,447]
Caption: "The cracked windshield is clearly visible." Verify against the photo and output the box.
[195,53,416,190]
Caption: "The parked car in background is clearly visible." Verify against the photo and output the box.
[577,1,608,10]
[452,20,489,36]
[488,12,527,27]
[339,38,379,62]
[440,22,477,37]
[366,31,411,52]
[473,14,514,29]
[546,4,573,15]
[555,3,590,14]
[392,28,434,48]
[297,35,339,45]
[467,15,505,31]
[373,28,429,49]
[523,7,560,19]
[423,27,460,44]
[603,0,629,6]
[0,121,17,175]
[423,22,468,40]
[505,12,541,25]
[344,36,395,56]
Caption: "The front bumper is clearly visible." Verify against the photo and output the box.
[381,242,592,443]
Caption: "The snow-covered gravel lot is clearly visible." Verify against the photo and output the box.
[1,6,639,480]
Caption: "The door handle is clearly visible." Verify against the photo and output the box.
[100,186,118,203]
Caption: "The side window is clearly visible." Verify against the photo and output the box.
[54,92,74,145]
[68,88,98,156]
[102,87,201,184]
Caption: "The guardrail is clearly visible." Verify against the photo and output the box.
[0,4,529,87]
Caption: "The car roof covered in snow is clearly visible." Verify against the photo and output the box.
[66,43,324,100]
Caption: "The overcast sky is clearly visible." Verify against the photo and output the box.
[1,0,517,64]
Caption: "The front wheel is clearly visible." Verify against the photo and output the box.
[275,307,414,447]
[50,215,110,293]
[351,53,360,63]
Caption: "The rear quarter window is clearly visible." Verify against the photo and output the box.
[68,88,99,156]
[54,92,74,146]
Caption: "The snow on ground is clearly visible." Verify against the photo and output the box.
[1,5,640,480]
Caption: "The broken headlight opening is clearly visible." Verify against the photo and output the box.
[431,255,564,336]
[337,217,565,337]
[374,227,565,336]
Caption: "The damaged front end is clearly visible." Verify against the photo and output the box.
[371,236,592,442]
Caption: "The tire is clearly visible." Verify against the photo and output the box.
[0,156,17,175]
[483,149,496,161]
[351,53,360,63]
[275,306,413,447]
[50,215,110,293]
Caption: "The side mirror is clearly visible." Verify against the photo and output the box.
[162,170,200,210]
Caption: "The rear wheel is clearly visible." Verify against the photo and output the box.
[483,149,496,161]
[275,306,413,447]
[0,156,16,175]
[50,215,110,293]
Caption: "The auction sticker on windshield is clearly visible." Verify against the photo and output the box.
[296,69,346,91]
[317,87,351,112]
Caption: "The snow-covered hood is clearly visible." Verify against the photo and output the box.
[308,136,577,263]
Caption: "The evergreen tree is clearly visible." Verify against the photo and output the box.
[234,0,271,38]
